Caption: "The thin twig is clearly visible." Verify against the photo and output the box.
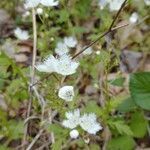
[24,116,41,125]
[26,129,44,150]
[22,8,37,148]
[72,23,128,59]
[31,8,37,85]
[108,0,128,31]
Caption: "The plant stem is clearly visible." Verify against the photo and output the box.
[72,23,128,59]
[22,8,37,148]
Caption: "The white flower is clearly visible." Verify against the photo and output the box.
[14,28,29,40]
[36,54,79,75]
[144,0,150,5]
[55,54,79,76]
[109,0,124,11]
[62,109,81,129]
[40,0,59,6]
[70,129,79,139]
[24,0,40,9]
[79,113,102,134]
[64,36,77,48]
[24,0,58,9]
[55,41,69,56]
[36,55,57,73]
[96,51,101,55]
[129,12,139,24]
[83,47,93,55]
[36,8,43,14]
[58,86,74,101]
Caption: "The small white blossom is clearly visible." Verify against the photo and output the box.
[96,51,101,55]
[40,0,59,6]
[70,129,79,139]
[54,54,79,76]
[24,0,58,9]
[55,41,69,56]
[83,47,93,55]
[36,55,57,73]
[14,28,29,40]
[79,113,102,134]
[64,36,77,48]
[144,0,150,5]
[58,86,74,101]
[109,0,124,11]
[36,54,79,75]
[36,8,43,14]
[62,109,81,129]
[129,12,139,24]
[24,0,40,9]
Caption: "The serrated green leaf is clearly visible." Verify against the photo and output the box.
[109,77,125,87]
[129,111,148,138]
[107,136,135,150]
[108,120,133,136]
[129,72,150,110]
[117,97,137,112]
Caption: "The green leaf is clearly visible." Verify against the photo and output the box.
[107,136,135,150]
[46,124,68,136]
[83,101,102,117]
[109,77,125,87]
[129,72,150,110]
[117,97,137,112]
[0,145,11,150]
[129,111,148,138]
[89,144,100,150]
[51,139,63,150]
[108,120,133,136]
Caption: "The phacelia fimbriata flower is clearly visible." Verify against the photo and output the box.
[36,54,79,76]
[58,86,74,101]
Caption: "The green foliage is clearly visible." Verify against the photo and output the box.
[0,119,24,140]
[107,136,135,150]
[129,111,148,138]
[117,97,137,113]
[129,72,150,110]
[73,0,92,19]
[46,123,68,136]
[109,77,125,87]
[83,101,103,116]
[46,123,68,150]
[0,145,11,150]
[108,120,133,136]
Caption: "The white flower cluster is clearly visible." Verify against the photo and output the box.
[99,0,124,11]
[62,109,102,135]
[36,54,79,76]
[14,27,29,40]
[24,0,59,9]
[55,36,77,56]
